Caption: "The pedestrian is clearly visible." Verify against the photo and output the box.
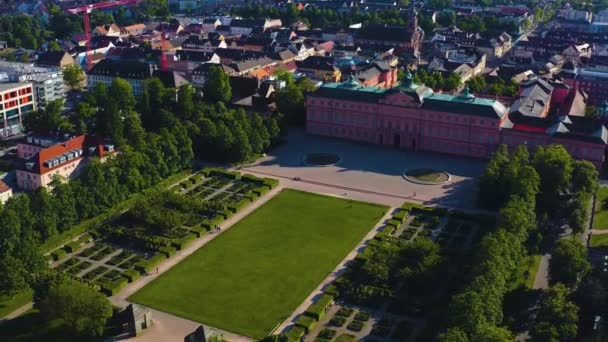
[156,267,159,274]
[413,191,417,197]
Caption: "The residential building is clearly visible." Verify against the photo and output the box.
[0,82,35,138]
[297,56,342,82]
[87,59,152,96]
[121,24,146,37]
[93,24,121,37]
[305,75,606,168]
[202,18,221,33]
[0,180,12,203]
[0,62,68,108]
[16,133,115,190]
[36,51,74,68]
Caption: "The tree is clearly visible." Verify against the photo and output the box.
[466,75,486,93]
[276,83,305,126]
[23,99,72,133]
[35,276,112,336]
[575,276,607,314]
[478,144,510,208]
[533,145,573,213]
[108,77,136,111]
[470,324,513,342]
[441,328,469,342]
[0,256,28,297]
[531,284,579,341]
[48,41,62,52]
[63,64,85,91]
[549,239,590,287]
[443,72,461,91]
[203,66,232,103]
[568,192,590,234]
[571,160,598,195]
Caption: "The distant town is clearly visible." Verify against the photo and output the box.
[0,0,607,342]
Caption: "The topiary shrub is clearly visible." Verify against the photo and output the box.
[121,269,141,283]
[78,234,93,243]
[285,326,306,341]
[171,233,197,251]
[295,315,316,333]
[324,284,339,297]
[217,209,233,220]
[158,246,177,258]
[134,253,166,274]
[190,226,206,238]
[392,211,408,223]
[201,216,224,230]
[386,219,401,229]
[51,249,67,261]
[100,277,128,296]
[304,294,334,321]
[64,241,82,253]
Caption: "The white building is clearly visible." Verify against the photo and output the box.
[0,82,36,137]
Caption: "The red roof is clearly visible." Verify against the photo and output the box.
[0,180,11,194]
[512,124,546,133]
[33,135,114,175]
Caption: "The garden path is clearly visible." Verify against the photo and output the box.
[204,182,235,201]
[74,249,124,277]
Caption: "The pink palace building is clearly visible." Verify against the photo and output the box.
[305,74,608,168]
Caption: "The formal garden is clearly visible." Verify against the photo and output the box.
[128,189,388,338]
[286,202,496,342]
[45,168,279,299]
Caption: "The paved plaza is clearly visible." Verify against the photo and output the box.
[242,130,486,209]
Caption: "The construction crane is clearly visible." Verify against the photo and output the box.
[67,0,139,70]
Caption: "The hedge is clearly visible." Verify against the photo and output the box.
[228,198,250,213]
[244,191,258,202]
[172,233,197,251]
[205,168,240,179]
[304,294,334,321]
[51,249,67,261]
[241,174,264,184]
[101,277,128,296]
[134,253,166,274]
[64,240,82,253]
[392,211,408,223]
[263,177,279,188]
[295,315,317,333]
[217,209,233,220]
[121,269,141,283]
[189,226,206,238]
[158,246,177,258]
[252,186,269,197]
[285,326,306,341]
[324,284,340,297]
[78,234,93,243]
[201,216,224,230]
[386,219,402,229]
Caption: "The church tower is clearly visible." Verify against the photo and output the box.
[406,0,421,55]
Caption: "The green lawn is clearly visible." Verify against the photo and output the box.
[0,290,33,318]
[593,187,608,230]
[129,190,387,338]
[508,254,541,291]
[590,234,608,252]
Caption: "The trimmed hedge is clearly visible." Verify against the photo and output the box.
[295,315,317,333]
[189,226,206,238]
[171,233,197,251]
[386,219,401,229]
[204,168,240,179]
[228,198,250,213]
[101,277,128,296]
[158,246,177,258]
[217,209,233,220]
[51,249,67,261]
[78,234,93,243]
[201,216,224,230]
[252,186,269,197]
[263,177,279,188]
[121,269,141,283]
[324,284,340,297]
[304,294,334,321]
[134,253,166,274]
[392,211,408,223]
[64,240,82,253]
[286,326,306,341]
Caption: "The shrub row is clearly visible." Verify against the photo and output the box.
[385,219,402,229]
[100,277,128,296]
[172,233,197,251]
[51,249,67,261]
[324,284,340,297]
[263,177,279,189]
[158,246,177,258]
[295,315,316,333]
[189,226,206,237]
[304,294,334,321]
[201,216,224,230]
[134,253,166,274]
[285,326,306,341]
[227,198,250,213]
[64,240,82,253]
[203,168,240,179]
[253,186,269,197]
[217,209,233,220]
[392,210,408,223]
[244,191,258,202]
[374,225,396,240]
[79,234,93,244]
[121,269,141,283]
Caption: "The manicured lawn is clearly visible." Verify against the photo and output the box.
[0,290,33,318]
[508,254,542,291]
[593,187,608,230]
[129,190,387,338]
[590,234,608,252]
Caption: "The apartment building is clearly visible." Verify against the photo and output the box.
[0,82,35,137]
